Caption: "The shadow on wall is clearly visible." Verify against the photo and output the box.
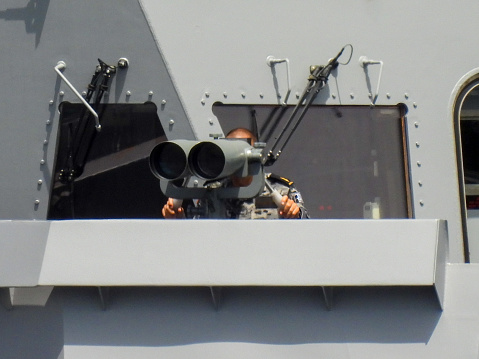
[0,0,50,47]
[61,286,441,346]
[0,289,63,359]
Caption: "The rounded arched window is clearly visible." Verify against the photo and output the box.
[455,79,479,262]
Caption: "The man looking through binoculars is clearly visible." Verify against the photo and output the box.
[162,128,308,219]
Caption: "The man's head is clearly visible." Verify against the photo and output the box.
[225,128,257,187]
[225,127,257,145]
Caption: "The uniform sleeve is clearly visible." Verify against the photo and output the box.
[287,185,310,219]
[269,176,310,219]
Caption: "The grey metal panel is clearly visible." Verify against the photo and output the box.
[0,219,444,287]
[0,288,64,359]
[0,0,194,220]
[139,0,479,262]
[0,221,49,286]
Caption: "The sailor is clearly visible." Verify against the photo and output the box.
[162,128,308,219]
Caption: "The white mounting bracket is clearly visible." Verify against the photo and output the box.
[359,56,383,105]
[266,56,291,105]
[54,61,101,132]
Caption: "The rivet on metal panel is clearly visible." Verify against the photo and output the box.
[241,92,246,98]
[148,91,154,96]
[404,93,409,99]
[59,91,64,97]
[49,100,54,105]
[40,159,45,165]
[259,93,264,99]
[415,142,420,148]
[413,103,417,108]
[332,94,336,99]
[419,200,424,206]
[205,92,210,98]
[126,91,131,96]
[418,181,423,187]
[46,120,51,126]
[169,119,175,125]
[194,180,199,187]
[34,199,40,205]
[81,91,87,97]
[414,122,419,128]
[350,93,354,99]
[43,140,48,145]
[161,99,167,105]
[368,93,372,99]
[209,119,214,125]
[296,92,300,99]
[223,92,228,98]
[118,58,129,69]
[417,161,421,167]
[386,93,391,99]
[201,99,205,105]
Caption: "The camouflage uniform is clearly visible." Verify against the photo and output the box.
[224,173,308,219]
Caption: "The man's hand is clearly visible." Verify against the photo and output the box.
[162,198,185,219]
[278,195,300,219]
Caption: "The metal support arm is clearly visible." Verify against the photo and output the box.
[54,61,101,132]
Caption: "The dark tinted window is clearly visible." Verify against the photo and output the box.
[213,104,411,219]
[48,102,167,219]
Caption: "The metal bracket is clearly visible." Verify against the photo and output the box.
[54,61,101,131]
[359,56,383,105]
[0,288,13,310]
[266,56,291,105]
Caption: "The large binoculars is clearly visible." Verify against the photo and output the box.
[149,139,265,199]
[150,139,263,181]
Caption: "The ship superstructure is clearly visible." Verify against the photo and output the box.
[1,1,479,358]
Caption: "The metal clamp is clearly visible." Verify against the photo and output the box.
[359,56,383,105]
[266,56,291,105]
[54,61,101,131]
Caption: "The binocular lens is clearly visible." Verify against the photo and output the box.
[190,142,225,179]
[150,142,187,180]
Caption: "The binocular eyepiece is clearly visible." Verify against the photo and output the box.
[149,139,262,181]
